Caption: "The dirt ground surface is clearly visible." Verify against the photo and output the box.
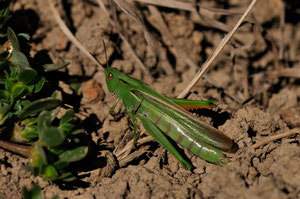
[1,0,300,198]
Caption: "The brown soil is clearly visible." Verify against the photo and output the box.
[1,0,300,198]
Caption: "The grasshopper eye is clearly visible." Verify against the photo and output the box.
[108,72,113,80]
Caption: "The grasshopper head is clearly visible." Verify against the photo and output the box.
[105,67,126,94]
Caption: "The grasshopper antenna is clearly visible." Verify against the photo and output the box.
[102,40,109,69]
[89,40,109,69]
[89,51,104,69]
[88,40,107,70]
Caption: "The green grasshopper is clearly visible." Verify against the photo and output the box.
[105,67,238,169]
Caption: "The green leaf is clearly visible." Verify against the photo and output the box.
[37,145,47,166]
[0,101,11,125]
[69,78,81,92]
[30,144,47,167]
[5,78,14,92]
[50,90,61,99]
[58,146,88,163]
[0,90,9,100]
[0,112,12,125]
[7,27,20,51]
[19,99,31,107]
[11,83,27,100]
[37,111,52,131]
[0,100,10,117]
[22,184,43,199]
[18,33,30,40]
[21,127,38,141]
[49,147,65,155]
[44,165,59,179]
[57,172,76,182]
[34,77,45,93]
[7,67,17,78]
[54,146,88,169]
[22,117,38,126]
[13,103,23,115]
[0,5,11,31]
[37,112,65,148]
[59,123,74,133]
[10,50,30,68]
[60,109,74,125]
[53,161,68,170]
[19,98,61,119]
[27,84,35,94]
[42,62,69,72]
[40,127,65,148]
[17,68,37,84]
[49,91,62,120]
[70,129,84,135]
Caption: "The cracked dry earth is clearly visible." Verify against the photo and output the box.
[1,0,300,198]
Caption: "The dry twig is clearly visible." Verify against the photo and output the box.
[114,132,153,159]
[118,145,150,167]
[249,128,300,149]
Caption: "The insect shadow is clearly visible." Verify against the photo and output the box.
[189,108,231,128]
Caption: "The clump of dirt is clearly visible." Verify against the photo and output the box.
[1,0,300,198]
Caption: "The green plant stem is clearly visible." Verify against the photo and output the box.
[0,140,32,157]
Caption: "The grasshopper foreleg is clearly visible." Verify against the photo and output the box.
[109,98,121,116]
[128,96,145,147]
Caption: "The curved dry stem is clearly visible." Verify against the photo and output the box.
[249,128,300,149]
[148,6,197,70]
[135,0,243,15]
[177,0,258,98]
[47,0,104,70]
[96,0,151,77]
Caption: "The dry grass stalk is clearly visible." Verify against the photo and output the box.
[114,133,153,160]
[135,0,245,32]
[134,0,243,15]
[118,145,150,167]
[249,128,300,149]
[47,0,103,70]
[148,6,198,70]
[112,0,160,57]
[177,0,258,98]
[96,0,152,77]
[267,67,300,79]
[148,5,241,103]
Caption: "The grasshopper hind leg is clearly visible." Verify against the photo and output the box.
[128,112,138,146]
[138,114,192,170]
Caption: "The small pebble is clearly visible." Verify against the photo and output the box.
[82,79,105,103]
[281,106,300,128]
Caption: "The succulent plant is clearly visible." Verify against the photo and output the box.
[0,27,88,181]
